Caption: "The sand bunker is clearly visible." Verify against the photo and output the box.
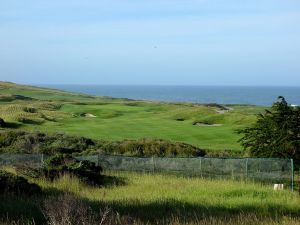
[193,122,222,127]
[216,110,229,114]
[216,107,233,114]
[80,113,97,118]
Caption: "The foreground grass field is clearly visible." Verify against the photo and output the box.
[0,82,266,152]
[1,170,300,225]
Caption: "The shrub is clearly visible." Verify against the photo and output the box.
[0,131,206,157]
[23,107,37,113]
[0,118,5,127]
[15,166,44,179]
[43,154,103,185]
[0,170,41,195]
[205,149,245,158]
[17,117,43,124]
[96,138,206,157]
[0,131,96,154]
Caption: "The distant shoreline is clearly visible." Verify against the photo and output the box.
[39,84,300,106]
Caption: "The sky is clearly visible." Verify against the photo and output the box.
[0,0,300,86]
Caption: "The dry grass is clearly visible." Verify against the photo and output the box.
[42,194,124,225]
[41,194,300,225]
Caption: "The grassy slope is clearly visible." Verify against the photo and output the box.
[37,171,300,222]
[0,81,266,151]
[50,171,300,217]
[1,170,300,224]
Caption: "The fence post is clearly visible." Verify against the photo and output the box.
[199,157,202,177]
[291,159,294,191]
[41,153,44,168]
[152,156,155,172]
[245,158,249,179]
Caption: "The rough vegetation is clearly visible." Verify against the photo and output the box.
[0,101,68,125]
[0,131,206,157]
[42,154,103,185]
[1,171,300,225]
[0,94,33,102]
[94,138,206,157]
[0,131,96,154]
[0,118,5,127]
[0,170,41,195]
[42,194,134,225]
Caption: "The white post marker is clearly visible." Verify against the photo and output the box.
[273,184,284,190]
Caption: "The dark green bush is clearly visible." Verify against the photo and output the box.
[0,94,33,102]
[17,117,43,124]
[205,149,245,158]
[43,154,103,185]
[0,131,95,154]
[0,131,206,157]
[0,170,41,195]
[23,107,37,113]
[0,118,5,128]
[95,138,206,157]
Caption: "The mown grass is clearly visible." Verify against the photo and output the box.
[0,82,267,152]
[1,170,300,224]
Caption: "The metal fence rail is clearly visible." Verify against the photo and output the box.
[76,155,294,186]
[0,153,294,189]
[0,153,45,168]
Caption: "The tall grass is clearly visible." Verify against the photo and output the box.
[1,170,300,224]
[37,172,300,223]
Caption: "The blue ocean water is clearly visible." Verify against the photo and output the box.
[44,85,300,106]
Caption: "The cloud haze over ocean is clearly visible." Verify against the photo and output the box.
[0,0,300,86]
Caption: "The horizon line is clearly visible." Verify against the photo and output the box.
[2,81,300,88]
[34,83,300,88]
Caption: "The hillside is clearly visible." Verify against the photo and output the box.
[0,81,266,152]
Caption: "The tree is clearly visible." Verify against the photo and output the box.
[238,96,300,165]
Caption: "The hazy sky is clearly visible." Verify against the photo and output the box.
[1,0,300,85]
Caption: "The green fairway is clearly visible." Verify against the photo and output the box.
[0,82,266,152]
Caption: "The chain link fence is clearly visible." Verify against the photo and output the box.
[0,153,294,189]
[0,153,46,168]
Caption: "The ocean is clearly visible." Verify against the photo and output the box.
[44,85,300,106]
